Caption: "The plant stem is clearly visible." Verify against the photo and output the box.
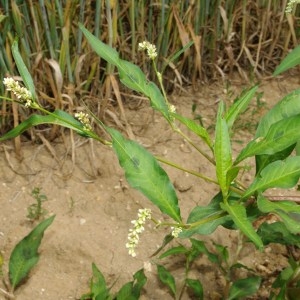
[153,60,215,165]
[35,105,110,145]
[174,127,215,165]
[188,211,227,229]
[156,156,218,184]
[0,287,15,299]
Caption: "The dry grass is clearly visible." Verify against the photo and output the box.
[0,0,299,138]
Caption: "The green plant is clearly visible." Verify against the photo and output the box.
[0,216,55,299]
[156,236,262,300]
[81,264,146,300]
[2,13,300,298]
[27,187,48,221]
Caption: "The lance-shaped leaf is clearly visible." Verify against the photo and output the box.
[78,23,119,66]
[228,276,261,300]
[225,85,258,130]
[9,215,55,290]
[147,81,170,120]
[214,101,232,197]
[0,110,90,141]
[255,89,300,138]
[118,59,149,95]
[157,265,176,297]
[12,40,37,100]
[171,112,213,149]
[255,89,300,173]
[107,127,181,222]
[185,278,203,299]
[257,195,300,234]
[243,156,300,199]
[257,222,300,247]
[79,23,170,121]
[255,144,296,176]
[273,44,300,76]
[83,263,110,299]
[180,193,231,238]
[236,115,300,164]
[220,202,263,250]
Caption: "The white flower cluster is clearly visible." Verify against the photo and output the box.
[74,111,92,131]
[169,104,176,113]
[126,208,152,257]
[286,0,300,13]
[3,77,33,107]
[171,226,182,238]
[138,41,158,60]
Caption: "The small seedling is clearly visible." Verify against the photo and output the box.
[81,264,147,300]
[27,187,47,221]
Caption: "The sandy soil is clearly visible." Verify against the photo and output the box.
[0,77,299,299]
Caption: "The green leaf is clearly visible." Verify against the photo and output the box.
[9,215,55,290]
[116,282,135,300]
[181,193,231,238]
[118,59,149,95]
[159,246,188,259]
[273,266,294,288]
[81,263,110,300]
[190,239,219,263]
[114,269,146,300]
[225,85,258,130]
[236,115,300,164]
[255,89,300,138]
[243,157,300,199]
[157,265,176,296]
[226,166,241,187]
[132,269,147,298]
[220,202,263,250]
[273,44,300,76]
[147,81,170,120]
[228,276,261,300]
[257,196,300,234]
[257,222,300,247]
[171,113,213,149]
[78,23,119,66]
[79,23,170,122]
[214,101,232,197]
[254,89,300,174]
[12,40,37,100]
[107,128,181,222]
[185,278,203,300]
[213,243,229,263]
[230,262,256,273]
[255,144,296,176]
[0,110,91,141]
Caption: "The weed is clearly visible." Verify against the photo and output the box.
[27,187,48,222]
[2,3,300,297]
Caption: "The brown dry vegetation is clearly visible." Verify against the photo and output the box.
[1,1,300,142]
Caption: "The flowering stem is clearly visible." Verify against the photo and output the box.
[0,94,110,145]
[153,61,170,108]
[188,211,227,229]
[35,106,110,145]
[151,216,186,229]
